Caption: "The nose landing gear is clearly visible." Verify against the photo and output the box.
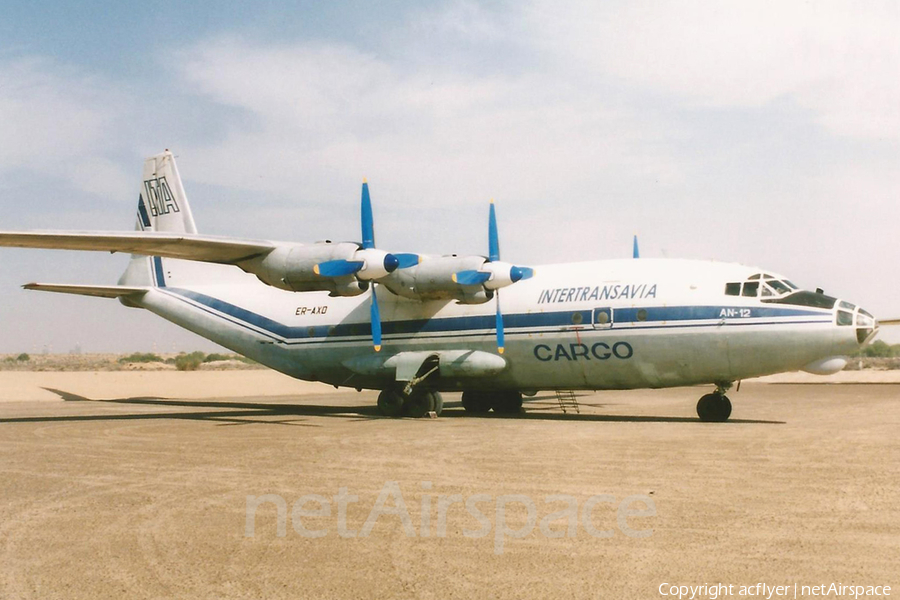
[697,383,733,422]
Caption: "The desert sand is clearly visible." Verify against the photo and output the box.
[0,371,897,599]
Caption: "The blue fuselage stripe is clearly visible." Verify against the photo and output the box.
[160,288,833,343]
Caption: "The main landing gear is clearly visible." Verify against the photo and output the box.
[696,384,733,422]
[377,389,444,418]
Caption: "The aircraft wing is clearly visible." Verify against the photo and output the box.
[0,231,275,264]
[22,283,149,298]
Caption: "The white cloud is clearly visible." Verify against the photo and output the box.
[0,57,131,198]
[173,35,686,214]
[526,0,900,139]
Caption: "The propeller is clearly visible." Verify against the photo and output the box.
[394,253,421,268]
[314,180,411,352]
[315,260,365,277]
[361,181,385,352]
[452,200,534,354]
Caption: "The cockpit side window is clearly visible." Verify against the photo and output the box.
[725,282,741,296]
[768,280,791,295]
[742,282,759,297]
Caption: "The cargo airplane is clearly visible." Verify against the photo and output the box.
[0,151,890,421]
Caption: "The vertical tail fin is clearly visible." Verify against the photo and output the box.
[120,150,198,288]
[136,150,197,234]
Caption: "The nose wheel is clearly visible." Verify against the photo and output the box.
[697,389,732,422]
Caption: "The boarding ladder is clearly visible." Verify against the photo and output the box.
[556,390,580,414]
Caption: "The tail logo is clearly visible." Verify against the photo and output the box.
[143,176,180,217]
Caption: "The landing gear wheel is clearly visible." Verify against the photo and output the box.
[461,391,492,414]
[377,389,405,417]
[404,390,436,418]
[492,391,524,414]
[697,393,732,422]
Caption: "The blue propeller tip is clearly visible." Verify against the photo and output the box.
[395,253,420,269]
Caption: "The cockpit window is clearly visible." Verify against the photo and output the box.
[768,280,791,295]
[729,274,797,299]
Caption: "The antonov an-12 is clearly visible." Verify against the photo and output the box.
[0,151,890,421]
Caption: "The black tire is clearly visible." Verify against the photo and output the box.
[697,393,732,422]
[697,394,714,421]
[377,389,405,417]
[461,391,491,414]
[492,391,523,414]
[715,394,732,421]
[404,390,436,418]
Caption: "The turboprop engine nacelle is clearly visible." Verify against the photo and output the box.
[238,241,370,296]
[379,255,493,304]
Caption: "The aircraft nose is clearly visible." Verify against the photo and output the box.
[836,300,877,346]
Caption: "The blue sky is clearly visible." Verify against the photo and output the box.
[1,0,898,352]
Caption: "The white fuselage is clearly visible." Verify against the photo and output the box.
[130,256,865,392]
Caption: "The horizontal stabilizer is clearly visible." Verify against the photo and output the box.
[22,283,149,298]
[0,231,275,264]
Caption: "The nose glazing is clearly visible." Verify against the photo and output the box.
[855,307,876,345]
[835,301,877,345]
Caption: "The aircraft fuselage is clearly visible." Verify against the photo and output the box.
[133,256,867,393]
